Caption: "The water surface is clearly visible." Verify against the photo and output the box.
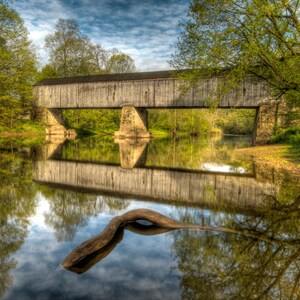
[0,135,299,299]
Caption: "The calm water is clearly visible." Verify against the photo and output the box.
[0,135,300,300]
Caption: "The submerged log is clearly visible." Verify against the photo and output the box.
[62,208,241,269]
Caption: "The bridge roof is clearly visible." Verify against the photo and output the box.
[35,70,175,86]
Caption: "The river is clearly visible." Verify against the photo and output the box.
[0,135,299,299]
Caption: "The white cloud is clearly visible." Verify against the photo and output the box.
[12,0,190,71]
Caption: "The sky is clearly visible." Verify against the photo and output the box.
[12,0,191,71]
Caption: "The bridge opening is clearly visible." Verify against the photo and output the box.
[147,108,257,137]
[62,109,121,135]
[60,107,256,139]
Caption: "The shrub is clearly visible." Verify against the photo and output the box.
[271,127,300,145]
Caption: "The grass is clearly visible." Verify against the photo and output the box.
[0,120,45,136]
[0,135,45,147]
[239,127,300,176]
[239,144,300,175]
[270,127,300,145]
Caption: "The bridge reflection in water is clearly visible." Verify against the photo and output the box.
[33,139,278,211]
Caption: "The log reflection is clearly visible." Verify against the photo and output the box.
[63,222,174,274]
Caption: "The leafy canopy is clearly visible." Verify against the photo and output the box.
[43,18,136,78]
[0,0,37,127]
[171,0,300,106]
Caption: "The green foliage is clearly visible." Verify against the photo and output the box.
[63,107,255,137]
[0,120,45,134]
[63,109,121,134]
[106,53,136,73]
[0,0,37,127]
[172,0,300,107]
[148,109,211,136]
[148,109,255,136]
[216,109,256,135]
[271,127,300,145]
[12,120,44,133]
[36,64,58,81]
[45,19,93,77]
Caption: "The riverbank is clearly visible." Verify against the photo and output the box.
[238,144,300,176]
[0,131,45,137]
[0,121,45,137]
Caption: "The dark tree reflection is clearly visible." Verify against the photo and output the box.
[172,193,300,299]
[0,152,38,297]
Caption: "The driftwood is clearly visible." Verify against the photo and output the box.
[64,222,175,274]
[62,208,275,272]
[62,209,244,269]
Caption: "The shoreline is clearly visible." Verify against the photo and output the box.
[2,132,299,176]
[238,144,300,176]
[0,132,46,137]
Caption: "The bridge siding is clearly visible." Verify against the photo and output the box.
[35,77,270,109]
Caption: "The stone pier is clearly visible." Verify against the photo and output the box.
[252,102,278,145]
[114,106,151,138]
[252,100,295,145]
[34,107,76,137]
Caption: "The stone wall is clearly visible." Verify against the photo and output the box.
[252,99,297,145]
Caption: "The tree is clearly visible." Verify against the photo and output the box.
[171,0,300,106]
[44,19,136,77]
[36,64,58,81]
[44,19,93,77]
[106,52,136,73]
[0,0,37,127]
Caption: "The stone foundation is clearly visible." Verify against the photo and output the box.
[252,100,299,145]
[114,106,151,138]
[34,107,77,137]
[252,102,278,145]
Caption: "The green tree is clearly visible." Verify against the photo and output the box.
[44,19,136,77]
[44,19,94,77]
[171,0,300,106]
[148,109,211,136]
[106,52,136,73]
[0,0,37,127]
[36,64,58,81]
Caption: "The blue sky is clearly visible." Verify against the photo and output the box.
[12,0,190,71]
